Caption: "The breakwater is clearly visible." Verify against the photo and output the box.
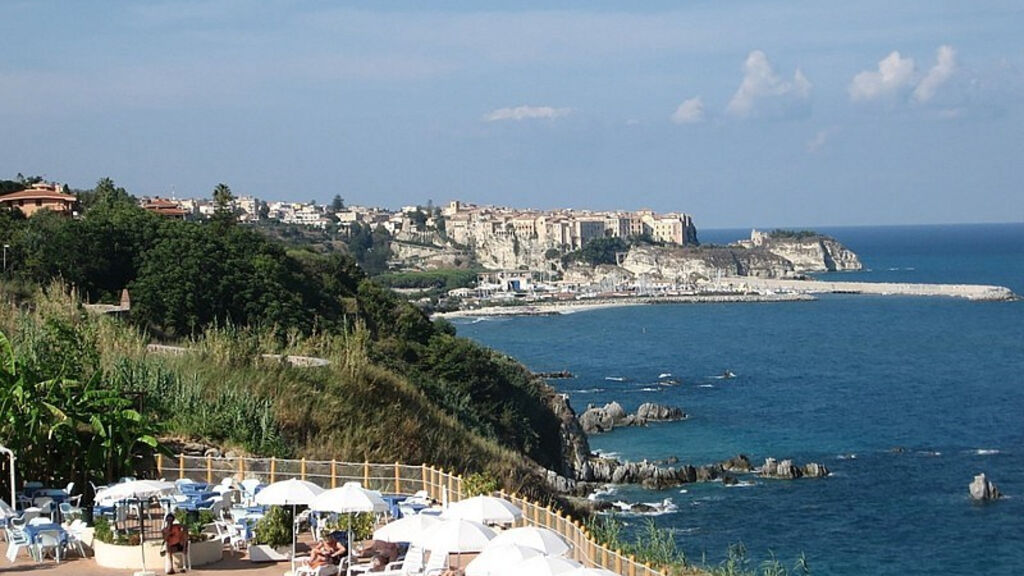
[737,277,1017,301]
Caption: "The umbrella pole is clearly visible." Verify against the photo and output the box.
[347,512,353,576]
[291,504,297,576]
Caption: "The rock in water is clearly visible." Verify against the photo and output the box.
[636,402,686,421]
[969,473,1001,501]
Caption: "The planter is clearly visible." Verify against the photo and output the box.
[249,543,293,562]
[93,538,223,570]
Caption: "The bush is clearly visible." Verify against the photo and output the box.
[93,517,113,544]
[323,512,375,541]
[255,505,294,548]
[462,472,499,497]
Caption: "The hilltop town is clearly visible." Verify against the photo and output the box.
[2,180,881,312]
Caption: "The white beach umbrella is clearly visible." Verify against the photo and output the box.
[93,480,177,576]
[494,555,582,576]
[415,518,496,553]
[311,481,390,567]
[94,479,176,504]
[465,543,542,576]
[372,513,440,543]
[443,495,522,525]
[255,478,325,574]
[564,568,620,576]
[487,526,571,557]
[417,518,496,573]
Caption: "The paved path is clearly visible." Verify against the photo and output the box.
[0,551,295,575]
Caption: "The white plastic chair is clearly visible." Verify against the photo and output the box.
[62,482,82,506]
[27,517,51,526]
[422,549,448,575]
[64,520,87,557]
[4,526,30,563]
[379,545,425,576]
[34,530,63,563]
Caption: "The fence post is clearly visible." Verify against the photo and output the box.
[178,454,185,479]
[420,465,427,495]
[238,457,244,479]
[446,470,453,501]
[616,553,622,574]
[394,462,401,494]
[270,457,276,483]
[300,458,307,480]
[331,460,337,488]
[156,454,163,478]
[363,461,370,486]
[206,454,212,483]
[629,555,636,576]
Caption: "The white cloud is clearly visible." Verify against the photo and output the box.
[913,45,957,103]
[671,97,704,124]
[483,105,572,122]
[849,51,916,102]
[806,128,835,153]
[726,51,811,118]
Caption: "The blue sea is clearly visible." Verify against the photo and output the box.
[456,223,1024,576]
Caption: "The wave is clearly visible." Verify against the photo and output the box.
[608,498,678,516]
[569,388,605,394]
[637,387,660,392]
[836,453,857,460]
[593,449,620,459]
[973,449,1001,456]
[658,373,672,379]
[587,485,617,501]
[605,376,627,382]
[699,384,715,388]
[724,480,757,488]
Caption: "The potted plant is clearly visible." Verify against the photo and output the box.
[249,505,293,562]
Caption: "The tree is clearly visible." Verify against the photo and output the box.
[331,194,345,211]
[211,183,236,228]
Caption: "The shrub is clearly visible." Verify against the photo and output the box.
[462,472,499,497]
[323,512,375,541]
[254,505,294,548]
[93,517,113,544]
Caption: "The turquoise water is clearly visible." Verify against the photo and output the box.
[457,224,1024,575]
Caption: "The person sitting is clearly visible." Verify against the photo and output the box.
[161,513,187,575]
[309,534,347,568]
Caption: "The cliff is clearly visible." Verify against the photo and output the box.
[743,229,862,273]
[621,244,796,281]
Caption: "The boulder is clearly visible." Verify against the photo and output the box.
[969,473,1001,501]
[636,403,686,421]
[578,401,685,434]
[802,462,830,478]
[722,454,753,472]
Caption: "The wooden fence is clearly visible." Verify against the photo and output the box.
[156,454,668,576]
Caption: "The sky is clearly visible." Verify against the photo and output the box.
[1,1,1022,228]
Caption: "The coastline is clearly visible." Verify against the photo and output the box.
[436,278,1018,318]
[435,292,815,318]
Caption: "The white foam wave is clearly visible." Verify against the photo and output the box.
[637,387,660,392]
[570,388,605,394]
[974,449,1000,455]
[836,453,857,460]
[699,384,714,388]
